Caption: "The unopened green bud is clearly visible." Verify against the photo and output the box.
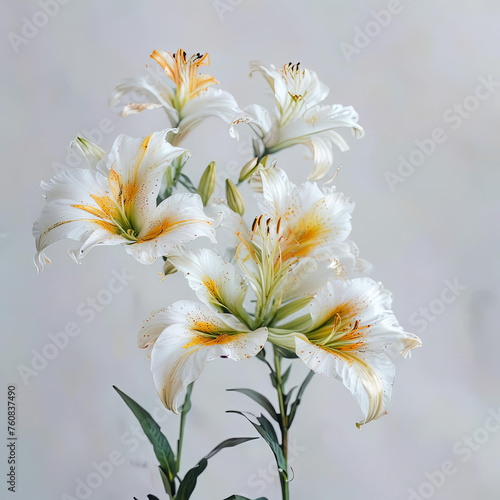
[161,260,178,278]
[71,135,106,167]
[225,179,245,215]
[238,157,260,183]
[258,154,269,169]
[198,161,216,206]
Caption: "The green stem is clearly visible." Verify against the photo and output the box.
[273,347,289,500]
[176,382,194,471]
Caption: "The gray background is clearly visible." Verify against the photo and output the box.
[2,1,499,499]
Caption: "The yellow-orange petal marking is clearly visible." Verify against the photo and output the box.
[150,49,218,101]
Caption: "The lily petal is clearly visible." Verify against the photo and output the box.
[109,75,178,125]
[128,193,216,264]
[290,277,421,425]
[104,129,188,229]
[167,247,247,314]
[177,87,240,144]
[33,170,124,272]
[149,300,267,412]
[295,336,394,427]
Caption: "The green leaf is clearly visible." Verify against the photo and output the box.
[281,365,292,386]
[227,388,279,422]
[176,437,257,500]
[176,458,208,500]
[287,370,315,426]
[256,348,274,371]
[227,411,287,476]
[269,371,278,389]
[283,386,297,411]
[224,496,269,500]
[113,386,177,482]
[158,466,175,497]
[205,437,258,460]
[134,492,163,499]
[179,173,197,192]
[256,347,266,361]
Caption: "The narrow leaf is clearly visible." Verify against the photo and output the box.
[205,437,258,460]
[159,466,175,497]
[113,386,176,481]
[227,411,287,474]
[176,436,257,499]
[288,370,315,426]
[176,458,208,500]
[281,365,292,386]
[227,388,279,421]
[269,371,278,389]
[179,173,197,190]
[283,386,297,410]
[224,496,269,500]
[256,348,274,372]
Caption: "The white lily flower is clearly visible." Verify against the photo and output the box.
[252,165,362,277]
[284,277,421,427]
[230,62,364,180]
[110,49,240,145]
[33,130,216,271]
[167,246,248,317]
[142,300,267,412]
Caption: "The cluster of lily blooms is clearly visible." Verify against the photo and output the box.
[33,48,421,427]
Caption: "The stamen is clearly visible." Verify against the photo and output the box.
[333,313,341,329]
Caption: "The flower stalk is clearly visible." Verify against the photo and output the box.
[273,347,290,500]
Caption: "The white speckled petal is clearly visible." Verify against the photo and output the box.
[128,193,216,264]
[105,129,188,229]
[177,87,240,143]
[110,75,179,125]
[295,336,395,426]
[149,301,267,412]
[168,247,247,313]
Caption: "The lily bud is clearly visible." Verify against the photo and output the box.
[71,135,106,168]
[198,161,216,206]
[238,157,259,183]
[225,179,245,215]
[258,155,269,169]
[161,259,178,279]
